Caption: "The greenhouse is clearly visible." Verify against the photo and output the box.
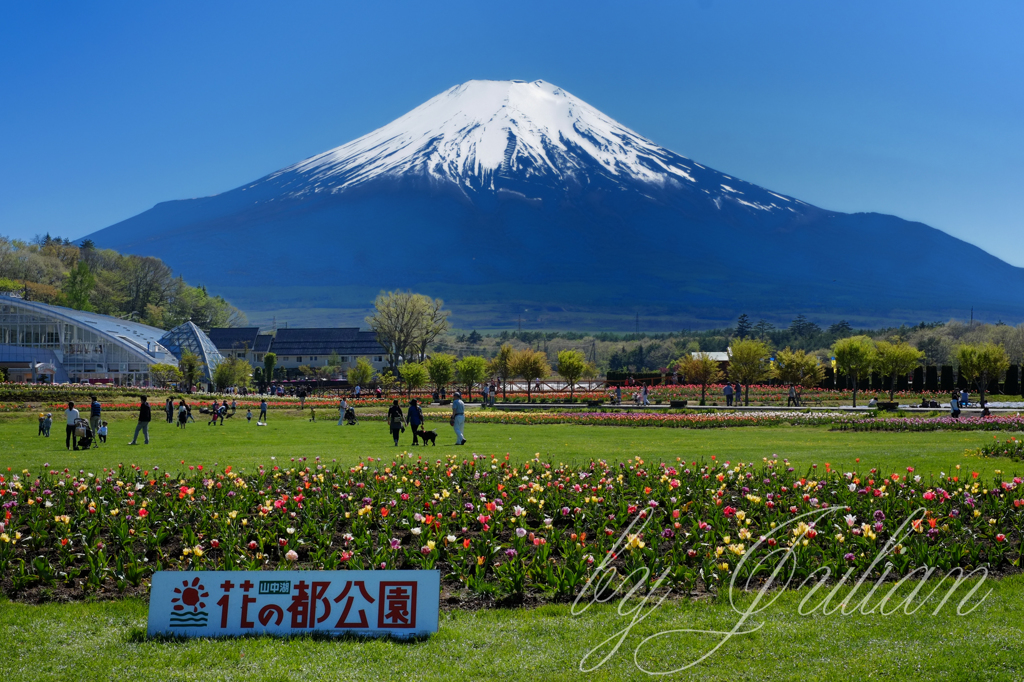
[0,293,220,385]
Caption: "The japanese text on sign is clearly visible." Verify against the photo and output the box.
[147,570,439,638]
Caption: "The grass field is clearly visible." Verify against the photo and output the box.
[1,411,1023,681]
[0,410,1016,478]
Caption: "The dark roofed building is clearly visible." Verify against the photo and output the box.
[206,326,387,377]
[208,327,260,357]
[269,328,386,373]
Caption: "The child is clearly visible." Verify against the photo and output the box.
[98,421,108,443]
[42,413,52,437]
[309,405,316,422]
[38,413,45,436]
[246,409,253,423]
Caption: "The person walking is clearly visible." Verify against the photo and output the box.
[178,400,188,428]
[481,382,489,407]
[387,399,406,445]
[407,398,424,445]
[89,395,102,447]
[42,412,52,437]
[259,398,268,423]
[165,397,174,424]
[615,385,622,405]
[642,384,650,406]
[64,401,80,451]
[723,383,734,407]
[734,382,742,406]
[960,388,969,408]
[128,396,151,445]
[451,391,466,445]
[490,382,497,406]
[337,397,348,426]
[787,385,797,407]
[353,384,361,399]
[950,391,961,419]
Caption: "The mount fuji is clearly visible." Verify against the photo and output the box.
[84,79,1024,329]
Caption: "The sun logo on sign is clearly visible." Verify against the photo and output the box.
[172,576,209,613]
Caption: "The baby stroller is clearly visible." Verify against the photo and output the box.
[344,406,357,425]
[74,417,95,449]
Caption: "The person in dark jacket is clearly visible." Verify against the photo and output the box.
[129,396,151,445]
[89,395,102,447]
[407,399,424,445]
[387,399,406,445]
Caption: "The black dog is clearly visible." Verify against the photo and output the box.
[414,428,437,446]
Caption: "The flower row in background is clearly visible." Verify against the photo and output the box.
[834,415,1024,432]
[1,453,1020,601]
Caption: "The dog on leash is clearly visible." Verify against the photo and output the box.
[414,428,438,446]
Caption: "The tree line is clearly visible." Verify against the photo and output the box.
[0,234,245,330]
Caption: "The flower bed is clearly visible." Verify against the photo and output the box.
[979,437,1024,462]
[649,384,950,404]
[463,410,855,428]
[1,455,1020,603]
[834,415,1024,432]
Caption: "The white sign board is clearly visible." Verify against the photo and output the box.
[147,570,440,638]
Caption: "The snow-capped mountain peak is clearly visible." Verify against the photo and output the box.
[262,79,792,210]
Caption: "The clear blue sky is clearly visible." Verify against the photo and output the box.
[2,1,1022,264]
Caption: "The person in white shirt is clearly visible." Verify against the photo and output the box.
[451,392,466,445]
[64,401,80,450]
[337,398,349,426]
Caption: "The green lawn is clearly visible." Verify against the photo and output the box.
[2,411,1023,681]
[1,410,1017,479]
[2,576,1022,681]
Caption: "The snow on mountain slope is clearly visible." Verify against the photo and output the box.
[257,79,800,211]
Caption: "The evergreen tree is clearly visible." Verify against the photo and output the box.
[735,313,752,339]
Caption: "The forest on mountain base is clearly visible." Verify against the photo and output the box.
[0,234,245,331]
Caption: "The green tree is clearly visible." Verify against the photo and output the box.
[298,364,330,394]
[376,369,399,398]
[214,356,252,391]
[734,314,752,339]
[489,343,515,400]
[675,352,723,406]
[510,348,550,403]
[874,341,925,401]
[752,319,775,341]
[455,355,489,402]
[178,350,204,394]
[956,342,1010,406]
[772,347,824,392]
[832,336,876,407]
[149,363,183,388]
[400,361,429,398]
[556,349,589,401]
[728,338,771,405]
[366,290,451,368]
[348,357,375,389]
[427,354,456,395]
[263,353,277,392]
[62,261,95,311]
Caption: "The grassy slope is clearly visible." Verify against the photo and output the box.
[2,412,1023,681]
